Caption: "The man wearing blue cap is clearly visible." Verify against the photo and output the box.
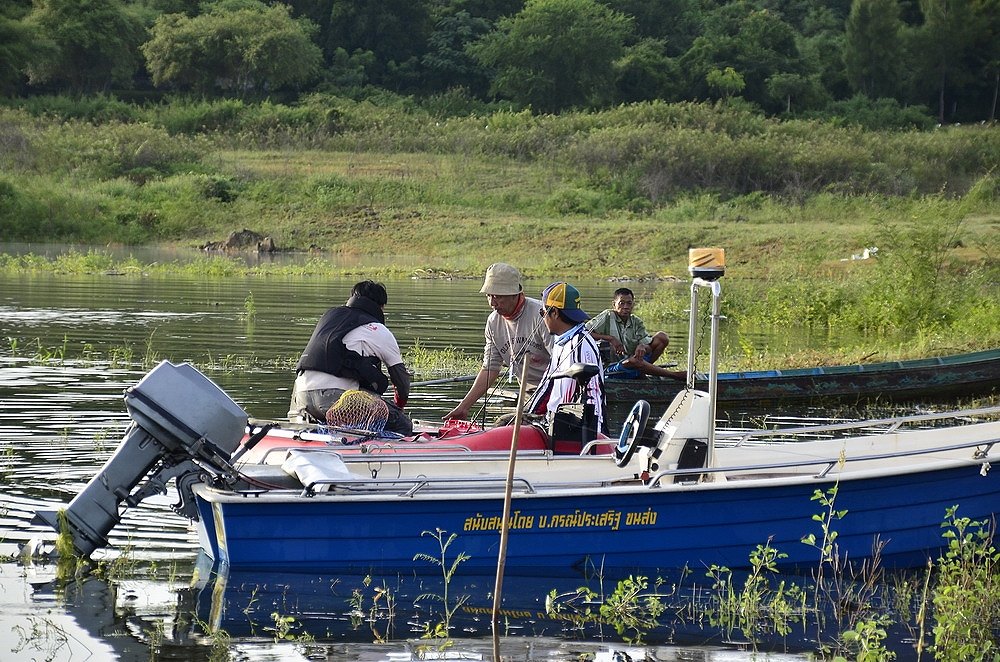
[527,282,606,434]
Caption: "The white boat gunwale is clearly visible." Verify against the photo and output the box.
[202,420,1000,504]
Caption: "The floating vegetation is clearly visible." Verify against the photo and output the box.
[404,340,479,375]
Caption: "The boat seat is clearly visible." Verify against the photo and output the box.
[651,389,714,469]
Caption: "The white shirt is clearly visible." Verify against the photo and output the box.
[528,323,605,431]
[295,322,403,392]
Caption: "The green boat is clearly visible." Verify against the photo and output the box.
[604,348,1000,411]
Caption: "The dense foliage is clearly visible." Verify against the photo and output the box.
[1,0,998,124]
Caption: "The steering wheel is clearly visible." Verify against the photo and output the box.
[614,400,650,467]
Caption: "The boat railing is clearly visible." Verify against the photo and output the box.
[301,475,540,497]
[254,442,484,464]
[226,434,1000,500]
[649,434,1000,487]
[581,439,618,454]
[720,404,1000,446]
[251,440,618,465]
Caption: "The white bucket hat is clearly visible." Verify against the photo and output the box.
[479,263,523,296]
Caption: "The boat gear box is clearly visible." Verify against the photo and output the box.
[125,360,249,455]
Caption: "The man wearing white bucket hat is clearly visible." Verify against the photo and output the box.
[443,263,552,422]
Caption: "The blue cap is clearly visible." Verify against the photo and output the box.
[541,282,589,323]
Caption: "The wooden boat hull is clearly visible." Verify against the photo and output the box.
[605,348,1000,409]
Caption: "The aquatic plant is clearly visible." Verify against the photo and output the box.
[840,619,896,661]
[599,575,669,643]
[705,544,805,647]
[265,612,315,643]
[11,615,72,659]
[93,544,139,581]
[142,329,160,369]
[413,528,471,638]
[928,507,1000,661]
[196,618,233,662]
[404,339,480,375]
[25,335,67,365]
[242,291,256,321]
[348,574,396,643]
[145,618,165,659]
[53,510,90,580]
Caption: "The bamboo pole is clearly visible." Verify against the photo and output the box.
[491,356,531,661]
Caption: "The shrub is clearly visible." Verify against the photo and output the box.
[930,508,1000,661]
[152,98,249,134]
[4,94,141,123]
[34,120,202,179]
[804,95,935,131]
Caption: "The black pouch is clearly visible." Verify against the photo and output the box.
[549,402,597,450]
[341,352,389,395]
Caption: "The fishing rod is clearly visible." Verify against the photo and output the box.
[409,374,476,388]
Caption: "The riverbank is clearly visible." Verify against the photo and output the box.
[1,99,998,281]
[1,98,997,364]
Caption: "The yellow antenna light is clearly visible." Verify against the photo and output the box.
[688,247,725,281]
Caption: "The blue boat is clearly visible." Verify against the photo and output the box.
[35,268,1000,575]
[191,432,1000,572]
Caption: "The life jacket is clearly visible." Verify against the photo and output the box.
[295,295,390,394]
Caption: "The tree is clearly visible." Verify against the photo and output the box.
[0,12,36,95]
[604,0,702,55]
[798,5,850,101]
[325,0,434,88]
[615,38,685,103]
[680,7,803,111]
[142,2,323,97]
[422,10,493,94]
[766,71,825,111]
[912,0,980,122]
[24,0,147,93]
[843,0,904,99]
[467,0,634,112]
[707,66,745,99]
[969,0,1000,121]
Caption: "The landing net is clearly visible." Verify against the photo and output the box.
[325,389,389,434]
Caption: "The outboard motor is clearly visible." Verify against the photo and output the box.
[34,361,248,557]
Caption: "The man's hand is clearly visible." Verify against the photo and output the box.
[393,387,406,409]
[443,405,469,421]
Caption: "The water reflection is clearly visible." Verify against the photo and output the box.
[0,271,685,420]
[2,558,831,661]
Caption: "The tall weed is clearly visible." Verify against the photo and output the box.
[929,507,1000,661]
